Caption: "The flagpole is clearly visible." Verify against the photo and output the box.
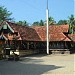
[46,0,49,54]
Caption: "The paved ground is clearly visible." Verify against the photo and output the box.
[0,54,75,75]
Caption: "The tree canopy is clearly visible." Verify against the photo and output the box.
[39,20,44,26]
[57,20,68,25]
[32,21,39,26]
[68,15,75,34]
[32,20,44,26]
[48,17,56,25]
[16,20,29,26]
[32,17,55,26]
[0,6,12,23]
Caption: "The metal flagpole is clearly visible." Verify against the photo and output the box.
[46,0,49,54]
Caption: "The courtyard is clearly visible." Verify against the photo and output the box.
[0,54,75,75]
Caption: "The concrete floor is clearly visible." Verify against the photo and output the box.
[0,54,75,75]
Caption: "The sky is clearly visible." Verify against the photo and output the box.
[0,0,74,24]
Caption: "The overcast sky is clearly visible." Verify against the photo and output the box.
[0,0,74,24]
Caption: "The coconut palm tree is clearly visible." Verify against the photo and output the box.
[48,17,56,25]
[68,15,75,34]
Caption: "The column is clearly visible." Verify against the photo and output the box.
[27,42,29,50]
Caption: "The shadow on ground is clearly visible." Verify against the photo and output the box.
[25,54,48,57]
[0,60,62,75]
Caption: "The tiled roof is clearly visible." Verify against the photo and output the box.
[31,25,70,41]
[50,33,71,41]
[0,21,71,41]
[68,34,75,41]
[31,25,69,34]
[7,22,41,41]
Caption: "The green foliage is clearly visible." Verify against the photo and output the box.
[32,17,55,26]
[0,6,12,23]
[32,20,44,26]
[39,20,44,26]
[48,16,56,25]
[16,20,29,26]
[32,21,39,26]
[68,15,75,34]
[57,20,68,25]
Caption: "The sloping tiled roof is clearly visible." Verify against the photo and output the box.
[31,25,70,41]
[50,33,71,41]
[68,34,75,41]
[31,25,69,34]
[7,22,41,41]
[1,21,70,41]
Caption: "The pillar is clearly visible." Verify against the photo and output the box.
[27,42,29,50]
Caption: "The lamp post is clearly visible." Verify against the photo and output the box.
[46,0,49,54]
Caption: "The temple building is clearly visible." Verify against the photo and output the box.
[0,21,75,56]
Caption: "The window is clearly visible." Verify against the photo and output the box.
[3,24,7,29]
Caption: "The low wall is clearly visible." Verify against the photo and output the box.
[38,49,70,54]
[10,49,70,56]
[50,49,70,54]
[10,50,39,56]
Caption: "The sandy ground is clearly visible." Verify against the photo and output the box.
[0,54,75,75]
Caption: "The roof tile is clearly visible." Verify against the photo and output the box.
[2,21,70,42]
